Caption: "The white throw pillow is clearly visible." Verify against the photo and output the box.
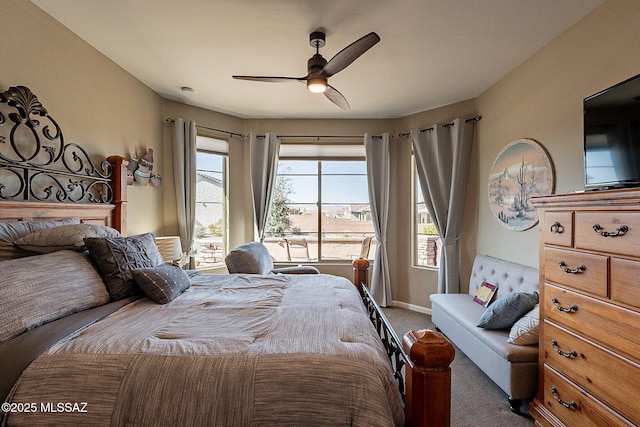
[507,305,539,345]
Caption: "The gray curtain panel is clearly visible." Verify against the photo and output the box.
[364,133,392,306]
[411,118,475,294]
[172,118,197,269]
[249,133,280,242]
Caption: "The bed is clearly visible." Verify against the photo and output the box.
[0,85,454,426]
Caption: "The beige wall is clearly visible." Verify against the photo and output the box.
[1,0,164,236]
[471,0,640,291]
[5,0,640,310]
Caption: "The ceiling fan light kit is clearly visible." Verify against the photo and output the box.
[233,30,380,110]
[307,77,327,93]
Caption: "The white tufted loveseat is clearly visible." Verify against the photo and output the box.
[430,254,539,412]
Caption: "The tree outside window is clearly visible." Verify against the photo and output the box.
[264,160,374,262]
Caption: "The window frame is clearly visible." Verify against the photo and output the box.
[269,150,373,263]
[412,155,441,270]
[194,136,229,268]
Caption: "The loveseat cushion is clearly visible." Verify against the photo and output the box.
[469,254,539,298]
[430,293,538,363]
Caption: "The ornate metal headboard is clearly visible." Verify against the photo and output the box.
[0,86,127,232]
[0,86,113,203]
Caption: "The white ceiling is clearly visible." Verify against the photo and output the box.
[31,0,603,119]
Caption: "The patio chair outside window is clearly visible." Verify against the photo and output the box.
[359,235,373,259]
[284,238,310,261]
[349,235,373,259]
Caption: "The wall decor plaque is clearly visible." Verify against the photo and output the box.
[488,138,554,231]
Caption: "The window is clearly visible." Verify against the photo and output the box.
[414,163,441,268]
[264,156,374,262]
[194,136,228,267]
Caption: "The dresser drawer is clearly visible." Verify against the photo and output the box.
[544,211,573,247]
[575,211,640,257]
[544,248,608,297]
[543,322,640,421]
[544,283,640,362]
[611,257,640,310]
[542,365,634,427]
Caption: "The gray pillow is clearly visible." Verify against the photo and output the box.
[225,242,274,274]
[132,264,191,304]
[84,233,163,300]
[0,250,110,343]
[0,217,79,260]
[14,224,121,253]
[476,291,539,330]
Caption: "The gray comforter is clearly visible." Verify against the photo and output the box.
[3,273,404,426]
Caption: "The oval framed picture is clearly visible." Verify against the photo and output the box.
[488,138,554,231]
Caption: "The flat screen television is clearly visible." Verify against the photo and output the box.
[584,73,640,190]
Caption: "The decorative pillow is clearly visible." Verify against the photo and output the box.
[476,291,539,330]
[225,242,274,274]
[0,250,110,343]
[132,264,191,304]
[14,224,121,253]
[507,305,540,345]
[0,217,79,260]
[84,233,164,300]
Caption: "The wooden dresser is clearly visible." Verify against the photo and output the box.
[530,189,640,427]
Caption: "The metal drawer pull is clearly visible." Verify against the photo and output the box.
[558,261,586,274]
[550,222,564,234]
[551,386,578,409]
[592,223,629,237]
[551,297,578,313]
[551,339,577,358]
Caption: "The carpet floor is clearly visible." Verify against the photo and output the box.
[382,307,535,427]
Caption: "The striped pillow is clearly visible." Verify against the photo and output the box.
[0,250,110,343]
[14,224,121,253]
[0,217,79,260]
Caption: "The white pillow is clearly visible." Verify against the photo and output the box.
[507,305,539,345]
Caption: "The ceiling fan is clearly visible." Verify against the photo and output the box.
[233,31,380,111]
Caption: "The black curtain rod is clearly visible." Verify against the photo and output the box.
[398,115,482,138]
[165,118,244,138]
[254,134,363,139]
[165,117,391,140]
[252,134,390,140]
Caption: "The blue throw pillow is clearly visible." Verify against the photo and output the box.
[476,291,539,330]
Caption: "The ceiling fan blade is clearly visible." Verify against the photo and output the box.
[324,85,350,111]
[233,75,306,83]
[321,32,380,78]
